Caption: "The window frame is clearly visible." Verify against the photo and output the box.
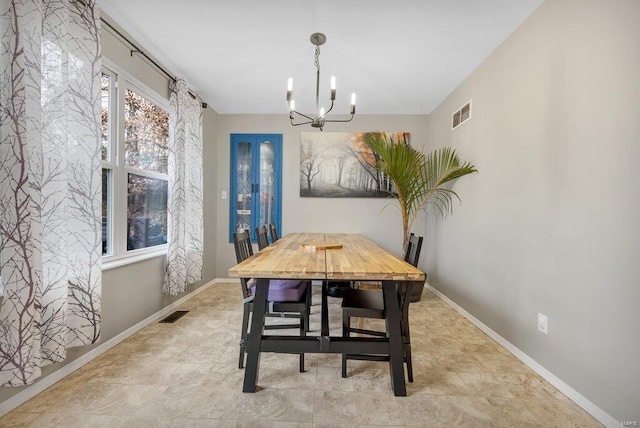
[101,59,170,270]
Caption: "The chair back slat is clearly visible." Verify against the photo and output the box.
[269,223,279,242]
[256,225,270,250]
[400,234,423,334]
[233,231,253,263]
[404,233,423,267]
[233,231,254,299]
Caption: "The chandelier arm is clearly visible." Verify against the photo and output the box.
[323,99,335,116]
[324,114,355,124]
[291,119,313,126]
[291,110,315,121]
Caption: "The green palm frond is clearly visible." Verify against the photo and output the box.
[363,133,477,247]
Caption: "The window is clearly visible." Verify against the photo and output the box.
[124,89,168,173]
[127,174,167,250]
[101,61,169,265]
[124,89,169,251]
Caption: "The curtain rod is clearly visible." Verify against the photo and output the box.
[100,17,207,108]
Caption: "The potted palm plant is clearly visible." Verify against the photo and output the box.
[363,132,477,300]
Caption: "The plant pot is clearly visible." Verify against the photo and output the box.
[326,281,351,298]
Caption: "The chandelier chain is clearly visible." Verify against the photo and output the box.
[314,45,320,71]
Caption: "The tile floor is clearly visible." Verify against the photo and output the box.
[0,283,603,427]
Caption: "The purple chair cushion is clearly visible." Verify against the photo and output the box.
[247,279,306,302]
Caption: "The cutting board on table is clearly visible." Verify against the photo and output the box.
[300,241,343,251]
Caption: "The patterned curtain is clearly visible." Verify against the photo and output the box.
[0,0,102,386]
[163,79,203,295]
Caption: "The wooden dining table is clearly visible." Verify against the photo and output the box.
[228,233,425,396]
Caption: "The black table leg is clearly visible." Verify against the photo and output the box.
[382,280,407,396]
[242,277,269,392]
[321,281,329,337]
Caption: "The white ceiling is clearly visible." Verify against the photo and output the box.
[99,0,543,115]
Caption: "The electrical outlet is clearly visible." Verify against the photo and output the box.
[221,191,227,200]
[538,313,548,335]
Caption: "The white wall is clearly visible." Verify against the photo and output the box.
[215,114,429,277]
[426,0,640,422]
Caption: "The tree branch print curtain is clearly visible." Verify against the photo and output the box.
[163,79,203,295]
[0,0,102,386]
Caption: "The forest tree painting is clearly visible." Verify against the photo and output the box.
[300,132,410,197]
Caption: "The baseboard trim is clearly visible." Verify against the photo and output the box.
[424,283,619,428]
[0,279,217,417]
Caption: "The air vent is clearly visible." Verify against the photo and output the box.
[452,100,472,130]
[159,310,189,323]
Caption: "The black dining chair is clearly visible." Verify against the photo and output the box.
[256,225,270,250]
[268,223,279,242]
[233,231,311,371]
[340,233,424,381]
[355,232,418,291]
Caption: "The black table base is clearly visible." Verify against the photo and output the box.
[242,278,407,396]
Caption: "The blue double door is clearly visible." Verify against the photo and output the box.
[229,134,282,243]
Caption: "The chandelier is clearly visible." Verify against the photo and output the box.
[286,33,356,131]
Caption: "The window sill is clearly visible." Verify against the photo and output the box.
[102,247,167,271]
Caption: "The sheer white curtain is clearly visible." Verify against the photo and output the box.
[163,78,203,295]
[0,0,102,385]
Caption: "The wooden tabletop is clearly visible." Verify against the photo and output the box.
[228,233,425,282]
[228,233,327,280]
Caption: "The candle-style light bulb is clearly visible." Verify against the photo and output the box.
[286,77,293,101]
[320,107,325,117]
[350,93,356,114]
[289,99,295,119]
[330,76,336,101]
